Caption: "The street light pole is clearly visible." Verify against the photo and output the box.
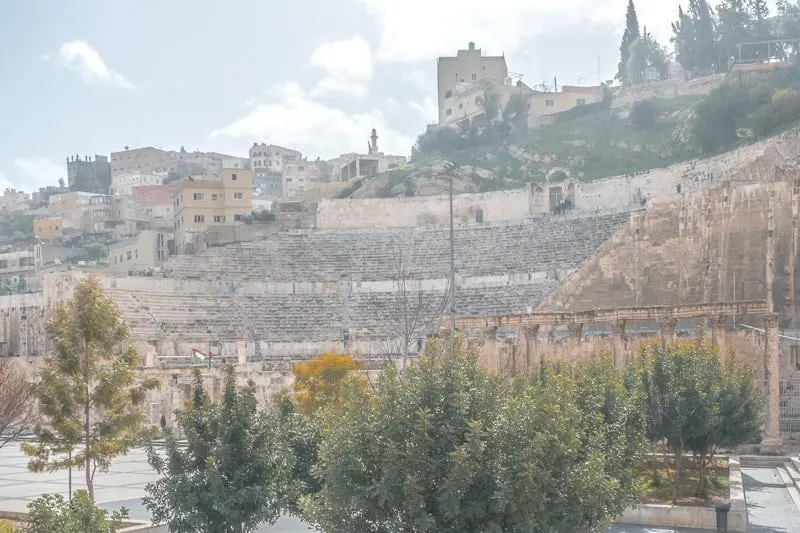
[448,162,456,333]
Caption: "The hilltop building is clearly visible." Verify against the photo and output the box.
[67,154,111,193]
[437,42,605,128]
[437,42,509,125]
[110,146,238,181]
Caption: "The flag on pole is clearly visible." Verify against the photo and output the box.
[191,348,212,368]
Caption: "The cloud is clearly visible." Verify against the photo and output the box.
[407,97,437,122]
[308,36,373,98]
[56,40,134,89]
[210,82,412,159]
[356,0,677,64]
[10,158,64,192]
[310,77,369,99]
[310,36,373,81]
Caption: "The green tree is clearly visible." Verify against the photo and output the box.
[502,92,529,133]
[777,0,800,44]
[618,0,642,84]
[24,490,128,533]
[716,0,753,66]
[672,1,717,74]
[640,341,762,499]
[627,32,670,84]
[22,275,159,501]
[305,340,648,532]
[274,393,322,516]
[144,366,292,533]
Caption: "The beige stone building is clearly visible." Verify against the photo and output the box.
[173,169,253,248]
[108,230,169,269]
[438,42,509,124]
[47,191,113,234]
[529,85,605,120]
[33,217,64,241]
[111,146,238,180]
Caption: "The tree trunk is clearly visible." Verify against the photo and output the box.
[696,451,706,497]
[85,388,92,500]
[84,342,93,501]
[672,440,684,504]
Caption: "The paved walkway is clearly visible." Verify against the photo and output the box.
[742,467,800,532]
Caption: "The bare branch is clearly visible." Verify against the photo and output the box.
[366,244,451,367]
[0,358,35,449]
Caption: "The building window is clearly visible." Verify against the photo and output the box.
[234,192,244,199]
[234,214,244,222]
[231,173,237,180]
[458,103,463,109]
[212,194,219,201]
[194,214,205,223]
[126,251,132,260]
[471,73,477,81]
[546,99,555,107]
[193,192,204,200]
[577,98,586,106]
[213,215,225,223]
[445,109,452,116]
[445,90,453,98]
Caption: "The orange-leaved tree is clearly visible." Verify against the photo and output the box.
[291,352,364,414]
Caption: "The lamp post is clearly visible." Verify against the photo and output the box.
[443,161,457,333]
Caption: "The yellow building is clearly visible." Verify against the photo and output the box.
[34,217,64,241]
[529,85,605,119]
[173,169,253,233]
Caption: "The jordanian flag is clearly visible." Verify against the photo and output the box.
[191,348,213,368]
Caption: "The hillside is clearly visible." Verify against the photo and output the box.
[341,67,800,198]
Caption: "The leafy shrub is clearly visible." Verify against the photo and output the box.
[750,89,800,137]
[25,491,128,533]
[629,99,658,129]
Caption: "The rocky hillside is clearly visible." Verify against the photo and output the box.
[341,67,800,198]
[344,96,701,198]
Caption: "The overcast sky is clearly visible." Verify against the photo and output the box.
[0,0,711,191]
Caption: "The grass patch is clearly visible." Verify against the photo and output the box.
[638,455,729,507]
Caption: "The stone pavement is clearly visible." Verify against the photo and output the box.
[742,468,800,532]
[0,445,157,513]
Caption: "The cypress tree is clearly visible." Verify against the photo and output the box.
[618,0,642,84]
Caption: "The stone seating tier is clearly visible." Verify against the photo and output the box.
[107,283,556,344]
[163,213,631,282]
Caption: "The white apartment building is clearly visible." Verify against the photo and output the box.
[111,171,166,196]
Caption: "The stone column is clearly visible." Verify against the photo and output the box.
[659,318,677,348]
[712,315,727,362]
[523,325,540,375]
[611,319,627,371]
[762,313,783,453]
[567,323,584,343]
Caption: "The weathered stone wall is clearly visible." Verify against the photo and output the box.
[316,187,534,229]
[537,179,800,330]
[611,74,725,109]
[315,128,800,230]
[477,327,767,381]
